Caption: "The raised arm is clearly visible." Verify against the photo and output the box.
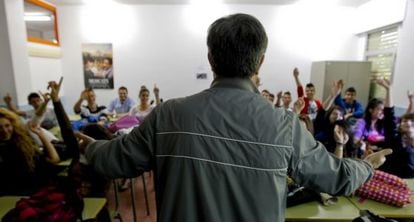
[406,90,414,114]
[28,122,60,164]
[333,125,349,158]
[322,80,343,110]
[3,93,27,117]
[289,114,391,195]
[48,78,80,160]
[154,84,161,105]
[73,90,87,114]
[275,91,283,108]
[30,91,51,127]
[293,68,304,97]
[376,79,392,107]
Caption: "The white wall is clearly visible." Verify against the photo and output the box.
[57,2,361,111]
[28,56,62,93]
[2,0,32,106]
[0,0,17,107]
[355,0,406,33]
[393,0,414,108]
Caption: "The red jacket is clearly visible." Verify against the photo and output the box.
[297,86,322,115]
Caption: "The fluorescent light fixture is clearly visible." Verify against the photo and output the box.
[24,13,52,21]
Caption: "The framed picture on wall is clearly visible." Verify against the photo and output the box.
[82,43,114,89]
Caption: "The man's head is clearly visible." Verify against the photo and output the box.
[102,58,112,70]
[269,93,275,103]
[305,83,316,100]
[207,13,268,78]
[261,90,270,100]
[85,87,96,105]
[399,113,414,138]
[118,86,128,102]
[282,91,292,107]
[27,93,42,109]
[344,87,357,104]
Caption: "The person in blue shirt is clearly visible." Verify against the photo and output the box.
[107,86,136,118]
[334,86,364,120]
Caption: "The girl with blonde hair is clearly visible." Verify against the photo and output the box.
[0,108,60,195]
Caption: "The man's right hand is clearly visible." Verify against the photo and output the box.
[74,132,96,154]
[363,148,393,169]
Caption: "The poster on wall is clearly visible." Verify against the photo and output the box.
[82,43,114,89]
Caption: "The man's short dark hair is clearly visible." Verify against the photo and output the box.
[27,92,40,103]
[400,113,414,122]
[207,13,268,78]
[284,91,291,96]
[119,86,128,92]
[346,87,356,94]
[306,83,315,88]
[104,57,112,65]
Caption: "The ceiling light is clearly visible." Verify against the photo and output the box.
[24,15,52,21]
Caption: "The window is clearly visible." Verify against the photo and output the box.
[365,26,398,99]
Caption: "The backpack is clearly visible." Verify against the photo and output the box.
[352,210,398,222]
[2,185,84,222]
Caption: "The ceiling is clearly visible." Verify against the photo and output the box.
[46,0,371,7]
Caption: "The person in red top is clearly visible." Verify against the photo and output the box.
[293,67,322,121]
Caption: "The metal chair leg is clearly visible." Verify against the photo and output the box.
[112,180,123,222]
[141,174,150,216]
[130,178,138,222]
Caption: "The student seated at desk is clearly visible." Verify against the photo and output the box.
[0,108,60,196]
[73,87,108,122]
[107,86,136,118]
[379,83,414,178]
[129,85,161,123]
[47,80,110,197]
[3,92,58,130]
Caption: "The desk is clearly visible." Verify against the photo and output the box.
[285,197,359,221]
[69,114,81,121]
[58,158,72,166]
[0,196,107,221]
[348,179,414,219]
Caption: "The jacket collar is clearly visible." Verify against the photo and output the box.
[210,77,260,94]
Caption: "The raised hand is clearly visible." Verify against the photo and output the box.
[293,97,305,114]
[330,80,343,97]
[276,91,283,100]
[27,121,43,134]
[47,77,63,102]
[3,93,12,104]
[38,90,51,104]
[153,84,160,97]
[80,89,89,101]
[375,78,391,90]
[293,67,299,78]
[334,125,348,144]
[407,90,414,103]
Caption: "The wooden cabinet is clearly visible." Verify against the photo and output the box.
[310,61,372,107]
